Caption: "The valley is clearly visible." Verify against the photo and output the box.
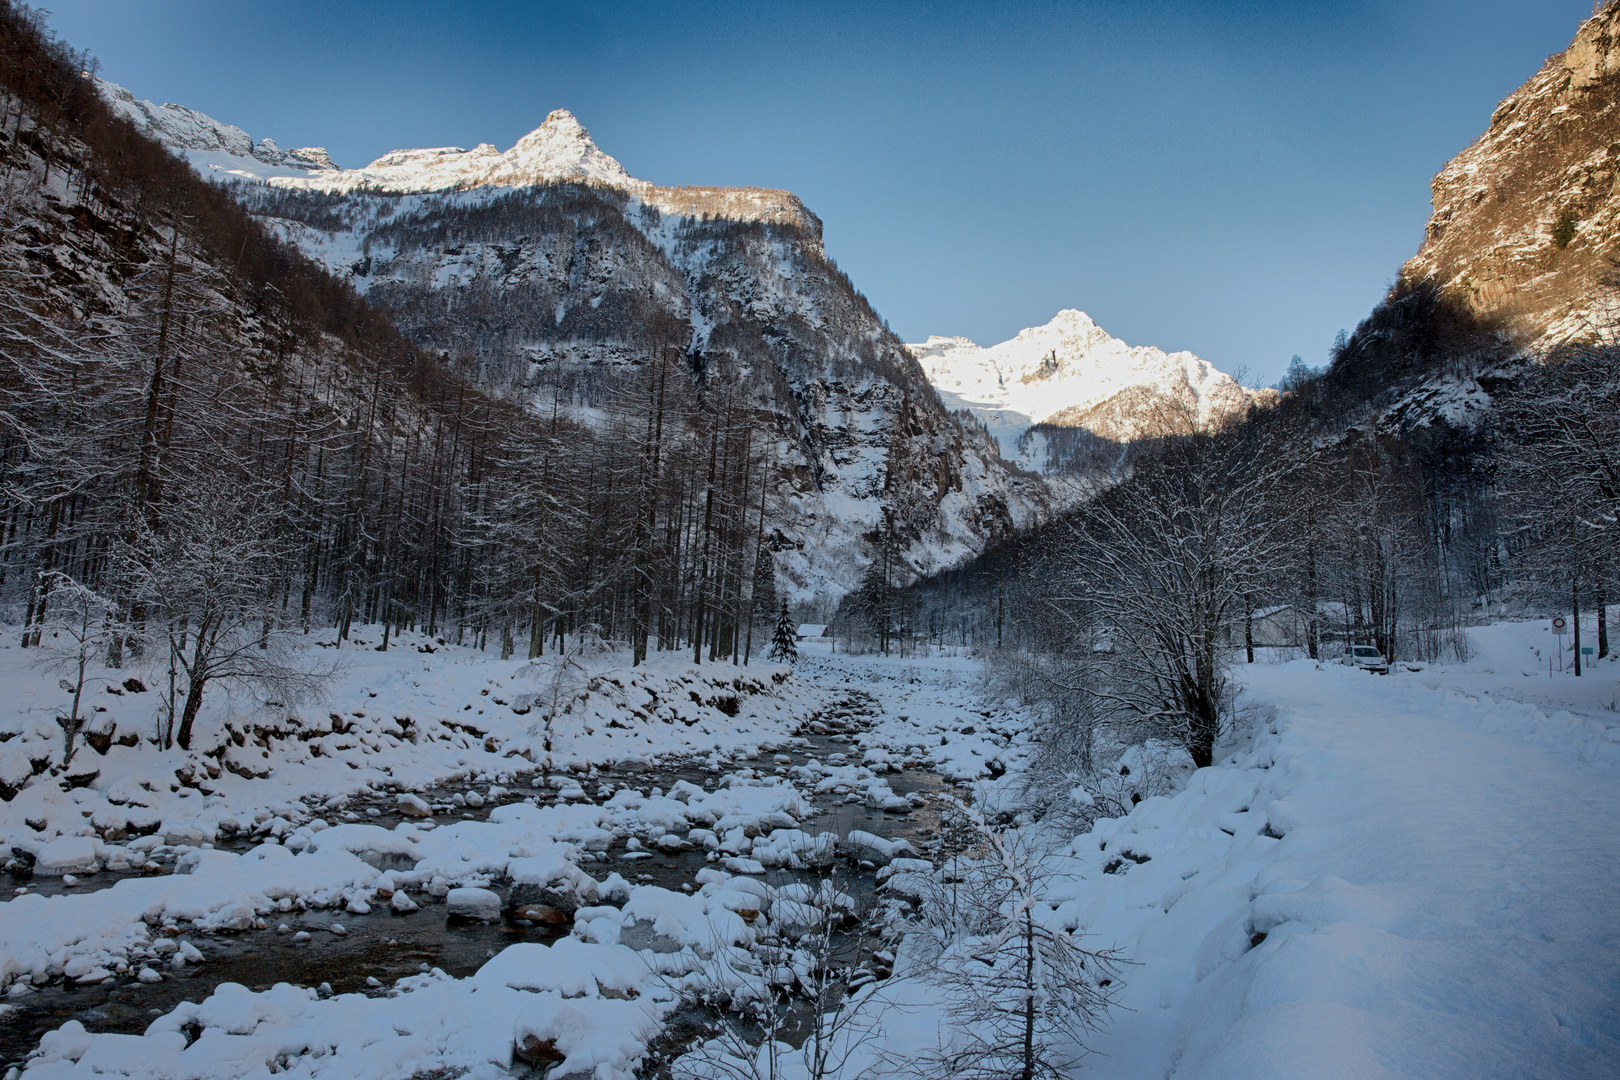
[1,2,1618,1078]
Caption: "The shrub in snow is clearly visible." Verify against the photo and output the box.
[671,865,881,1080]
[519,626,611,764]
[903,799,1120,1080]
[122,489,337,751]
[25,572,120,765]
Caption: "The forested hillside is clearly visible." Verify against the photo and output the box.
[0,1,890,757]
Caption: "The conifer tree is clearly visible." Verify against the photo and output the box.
[768,598,797,663]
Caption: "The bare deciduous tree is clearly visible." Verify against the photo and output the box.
[127,485,333,750]
[28,572,119,763]
[1057,410,1299,768]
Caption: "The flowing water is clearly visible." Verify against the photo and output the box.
[0,697,950,1072]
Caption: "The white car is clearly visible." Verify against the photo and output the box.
[1341,645,1389,674]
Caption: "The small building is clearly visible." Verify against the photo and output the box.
[796,623,827,641]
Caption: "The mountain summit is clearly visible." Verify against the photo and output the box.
[910,310,1261,473]
[286,107,635,194]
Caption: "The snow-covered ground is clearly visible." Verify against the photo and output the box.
[3,620,1617,1077]
[0,624,812,858]
[1078,650,1618,1078]
[825,621,1620,1080]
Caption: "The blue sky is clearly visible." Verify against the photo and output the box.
[52,0,1593,383]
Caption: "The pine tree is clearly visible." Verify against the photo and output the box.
[768,598,797,663]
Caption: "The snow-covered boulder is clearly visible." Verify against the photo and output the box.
[310,823,419,871]
[844,830,913,866]
[513,996,662,1077]
[34,836,100,876]
[396,793,432,818]
[161,820,213,847]
[508,854,596,916]
[446,887,502,921]
[751,828,837,869]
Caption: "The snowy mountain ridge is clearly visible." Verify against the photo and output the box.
[276,106,634,194]
[98,79,338,177]
[909,309,1261,472]
[97,77,816,233]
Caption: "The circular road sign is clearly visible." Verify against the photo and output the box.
[1552,616,1567,631]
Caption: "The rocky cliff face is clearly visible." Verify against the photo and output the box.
[102,85,1040,603]
[1404,3,1620,344]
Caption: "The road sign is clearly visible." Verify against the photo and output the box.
[1552,616,1567,632]
[1582,646,1594,656]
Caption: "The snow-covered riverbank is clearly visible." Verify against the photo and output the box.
[821,627,1620,1080]
[0,633,1029,1077]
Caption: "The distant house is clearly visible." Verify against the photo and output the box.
[796,623,827,641]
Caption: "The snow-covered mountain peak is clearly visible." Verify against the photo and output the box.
[513,108,588,151]
[911,310,1263,472]
[276,108,632,195]
[1000,309,1133,371]
[1015,308,1113,352]
[499,107,631,186]
[1017,307,1101,338]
